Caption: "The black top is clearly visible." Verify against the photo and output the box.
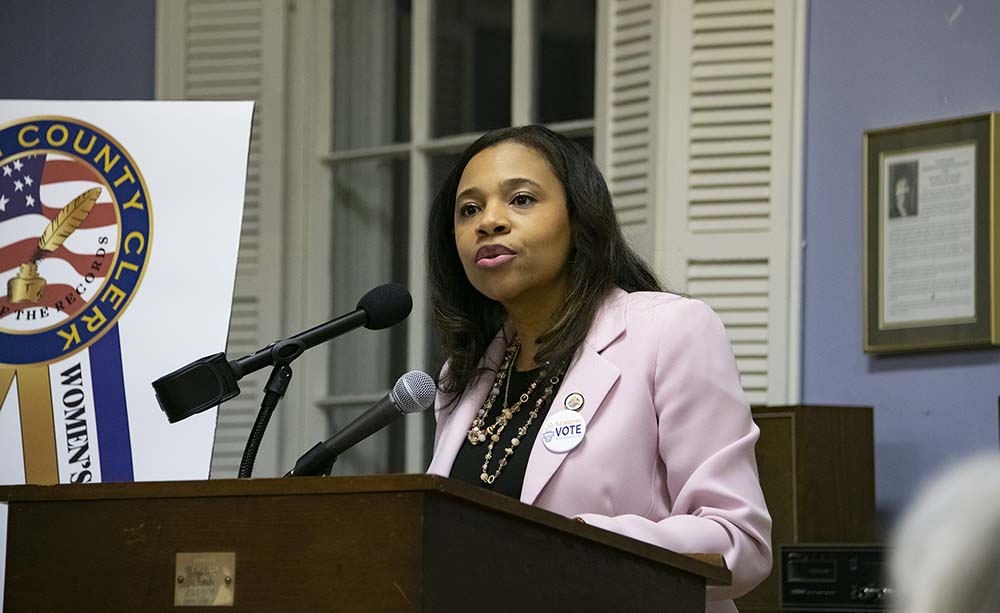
[449,366,559,499]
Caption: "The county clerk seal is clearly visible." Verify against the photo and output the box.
[0,117,152,366]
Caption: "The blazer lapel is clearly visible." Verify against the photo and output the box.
[426,328,510,477]
[520,288,628,505]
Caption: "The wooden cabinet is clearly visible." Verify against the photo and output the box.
[736,405,876,611]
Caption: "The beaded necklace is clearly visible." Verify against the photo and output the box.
[465,339,564,485]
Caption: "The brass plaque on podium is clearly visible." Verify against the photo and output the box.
[174,552,236,606]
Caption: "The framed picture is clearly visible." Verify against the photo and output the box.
[864,113,1000,353]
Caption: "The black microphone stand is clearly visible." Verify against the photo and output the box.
[237,338,306,479]
[154,283,411,477]
[283,437,337,477]
[232,309,372,478]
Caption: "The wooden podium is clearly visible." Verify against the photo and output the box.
[1,474,729,612]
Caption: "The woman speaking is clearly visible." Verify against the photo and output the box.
[425,125,771,612]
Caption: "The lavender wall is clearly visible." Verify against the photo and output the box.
[0,0,155,99]
[803,0,1000,530]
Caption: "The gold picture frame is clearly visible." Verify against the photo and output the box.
[863,113,1000,353]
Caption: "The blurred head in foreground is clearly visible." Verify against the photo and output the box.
[890,453,1000,613]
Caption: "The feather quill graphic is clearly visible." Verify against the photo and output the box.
[32,187,102,262]
[7,187,103,304]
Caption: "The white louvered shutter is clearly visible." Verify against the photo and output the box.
[156,0,286,476]
[598,0,802,405]
[597,0,660,262]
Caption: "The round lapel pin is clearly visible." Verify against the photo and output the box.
[564,392,584,411]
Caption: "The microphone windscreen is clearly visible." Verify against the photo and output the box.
[391,371,436,414]
[152,353,240,423]
[357,283,412,330]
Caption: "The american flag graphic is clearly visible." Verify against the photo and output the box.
[0,153,118,327]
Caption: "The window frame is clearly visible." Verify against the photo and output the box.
[293,0,598,475]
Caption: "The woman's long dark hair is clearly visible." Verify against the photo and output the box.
[428,125,662,400]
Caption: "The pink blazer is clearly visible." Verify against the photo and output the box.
[427,289,772,612]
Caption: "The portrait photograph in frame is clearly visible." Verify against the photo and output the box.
[864,113,1000,353]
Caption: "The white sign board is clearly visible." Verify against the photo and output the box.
[0,100,253,606]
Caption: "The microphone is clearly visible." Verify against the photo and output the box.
[153,283,412,423]
[230,282,412,378]
[286,370,436,477]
